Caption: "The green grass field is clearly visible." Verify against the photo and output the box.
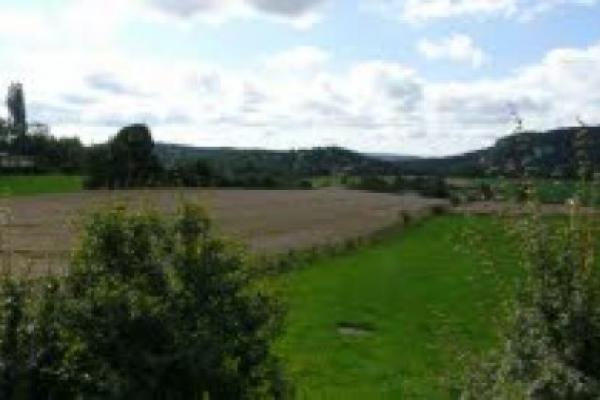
[277,215,519,398]
[0,175,83,197]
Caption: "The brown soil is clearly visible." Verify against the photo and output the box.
[0,188,447,274]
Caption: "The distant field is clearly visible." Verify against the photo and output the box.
[449,177,600,205]
[0,188,447,273]
[277,215,518,398]
[0,175,83,197]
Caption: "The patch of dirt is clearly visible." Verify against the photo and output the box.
[336,322,375,337]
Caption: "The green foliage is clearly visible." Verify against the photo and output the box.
[85,124,163,189]
[462,124,600,398]
[0,132,85,174]
[351,174,451,198]
[463,211,600,399]
[0,175,83,197]
[156,145,398,178]
[0,204,287,399]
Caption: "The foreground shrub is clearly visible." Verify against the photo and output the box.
[462,123,600,398]
[0,204,287,399]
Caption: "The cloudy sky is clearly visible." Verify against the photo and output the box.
[0,0,599,155]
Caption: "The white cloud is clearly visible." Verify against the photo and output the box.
[418,34,487,68]
[264,46,330,72]
[3,41,600,155]
[402,0,515,22]
[366,0,597,23]
[1,2,600,155]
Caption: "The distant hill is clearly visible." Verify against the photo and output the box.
[396,125,600,178]
[155,144,399,177]
[156,125,600,179]
[366,153,420,162]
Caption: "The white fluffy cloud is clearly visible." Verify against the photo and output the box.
[264,46,331,72]
[6,41,598,155]
[367,0,597,23]
[418,34,486,68]
[1,2,600,155]
[2,40,600,155]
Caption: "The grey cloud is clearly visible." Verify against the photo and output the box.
[240,84,269,114]
[195,72,222,95]
[384,79,424,112]
[86,113,160,128]
[163,111,194,125]
[149,0,327,18]
[436,92,551,125]
[29,102,81,125]
[87,111,193,127]
[249,0,326,16]
[62,94,97,106]
[149,0,223,17]
[86,73,146,97]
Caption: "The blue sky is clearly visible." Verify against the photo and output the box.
[0,0,599,155]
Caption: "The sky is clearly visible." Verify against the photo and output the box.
[0,0,599,156]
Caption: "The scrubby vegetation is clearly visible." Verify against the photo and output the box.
[461,124,600,398]
[0,204,287,399]
[463,209,600,398]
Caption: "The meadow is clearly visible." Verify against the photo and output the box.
[277,215,519,398]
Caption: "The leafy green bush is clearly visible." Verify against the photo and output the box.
[0,204,287,399]
[463,209,600,398]
[462,125,600,398]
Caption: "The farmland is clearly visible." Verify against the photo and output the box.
[0,188,447,273]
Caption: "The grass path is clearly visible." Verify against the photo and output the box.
[277,215,518,398]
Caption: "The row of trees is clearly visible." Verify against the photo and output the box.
[350,174,451,199]
[84,124,315,190]
[1,83,86,173]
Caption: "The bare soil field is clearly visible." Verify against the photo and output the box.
[0,188,447,274]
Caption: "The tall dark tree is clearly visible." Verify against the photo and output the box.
[110,123,161,187]
[0,118,8,144]
[6,83,27,138]
[85,124,163,188]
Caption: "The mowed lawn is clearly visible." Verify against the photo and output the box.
[0,175,83,197]
[277,215,518,398]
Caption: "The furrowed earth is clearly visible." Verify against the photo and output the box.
[0,188,447,273]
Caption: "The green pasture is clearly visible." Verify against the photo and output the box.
[277,215,519,398]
